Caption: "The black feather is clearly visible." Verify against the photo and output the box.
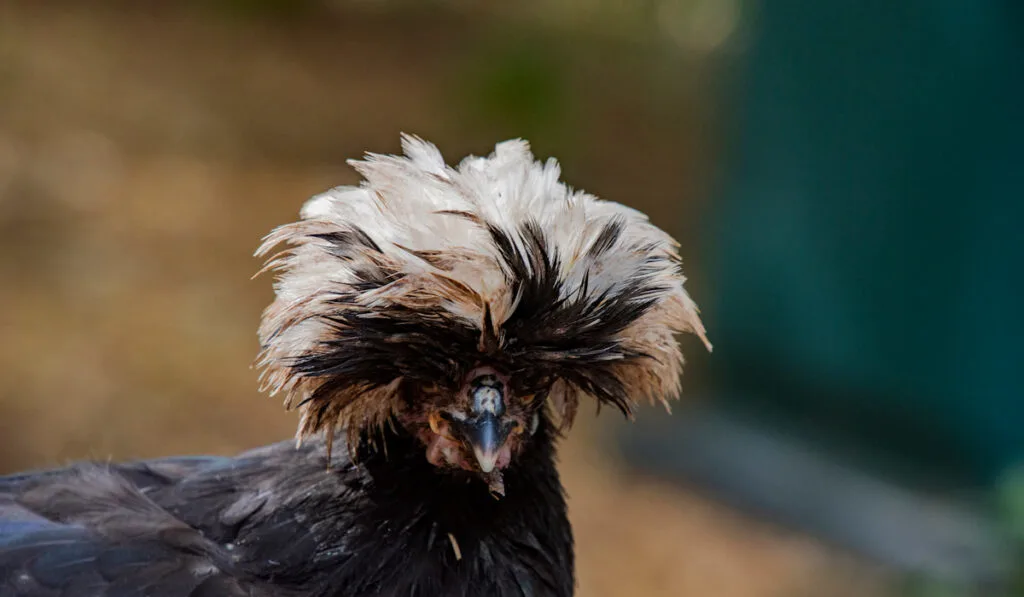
[0,418,573,597]
[285,220,669,413]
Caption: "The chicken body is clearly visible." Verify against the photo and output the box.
[0,135,707,597]
[0,420,571,596]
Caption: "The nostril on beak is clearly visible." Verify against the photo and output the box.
[469,374,505,417]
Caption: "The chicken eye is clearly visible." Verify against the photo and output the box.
[529,411,540,435]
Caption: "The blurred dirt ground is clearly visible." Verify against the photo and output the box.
[0,3,883,596]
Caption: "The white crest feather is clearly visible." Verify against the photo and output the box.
[256,134,710,445]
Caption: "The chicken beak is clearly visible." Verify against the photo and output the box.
[461,413,511,473]
[451,368,514,473]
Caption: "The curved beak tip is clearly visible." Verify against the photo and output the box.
[457,411,510,474]
[473,448,500,473]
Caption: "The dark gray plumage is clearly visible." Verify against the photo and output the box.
[0,422,571,596]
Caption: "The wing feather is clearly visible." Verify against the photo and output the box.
[0,455,270,597]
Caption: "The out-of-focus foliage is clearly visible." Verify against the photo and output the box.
[207,0,317,18]
[478,0,748,52]
[202,0,750,52]
[454,32,569,146]
[999,467,1024,543]
[894,469,1022,597]
[997,467,1024,594]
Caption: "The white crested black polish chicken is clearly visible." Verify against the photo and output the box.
[0,136,710,597]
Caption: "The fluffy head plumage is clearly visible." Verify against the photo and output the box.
[256,134,710,452]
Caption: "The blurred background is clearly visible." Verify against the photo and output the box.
[0,1,1020,596]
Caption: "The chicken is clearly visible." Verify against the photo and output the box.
[0,135,710,597]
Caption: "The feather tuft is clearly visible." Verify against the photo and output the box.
[255,135,708,450]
